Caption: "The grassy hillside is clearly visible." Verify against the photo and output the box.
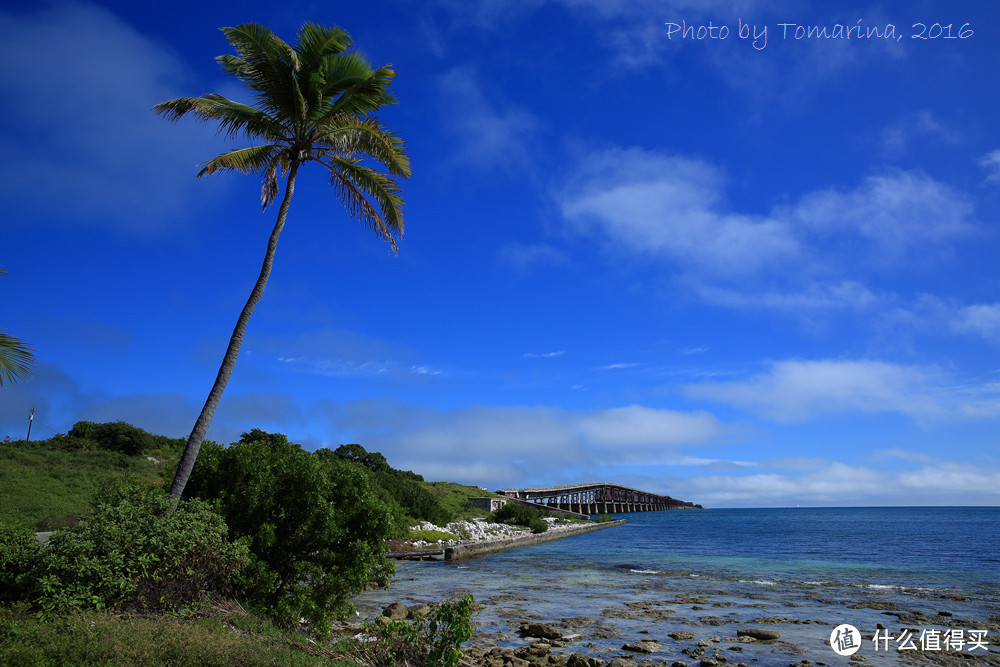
[1,432,181,531]
[422,481,500,521]
[0,422,498,532]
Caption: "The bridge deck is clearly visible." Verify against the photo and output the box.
[498,482,684,515]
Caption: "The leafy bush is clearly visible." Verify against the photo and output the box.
[186,431,394,629]
[528,517,549,534]
[490,501,550,531]
[32,476,246,615]
[355,594,477,667]
[593,514,615,523]
[375,470,450,526]
[408,529,458,543]
[0,522,39,602]
[321,444,449,531]
[66,420,185,457]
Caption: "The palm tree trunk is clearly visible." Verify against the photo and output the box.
[169,163,300,499]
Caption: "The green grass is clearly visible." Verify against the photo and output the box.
[421,481,499,521]
[0,604,359,667]
[0,440,177,531]
[409,529,458,543]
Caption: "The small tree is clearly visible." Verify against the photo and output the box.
[186,431,393,628]
[32,476,246,615]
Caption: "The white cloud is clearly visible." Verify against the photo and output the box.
[951,303,1000,341]
[788,170,975,261]
[879,295,1000,345]
[523,351,567,358]
[694,280,880,312]
[981,149,1000,183]
[0,2,229,233]
[559,147,799,276]
[684,358,1000,423]
[683,460,1000,507]
[578,404,723,447]
[322,400,731,487]
[500,243,569,273]
[258,329,436,379]
[558,148,978,298]
[880,110,960,156]
[436,67,540,172]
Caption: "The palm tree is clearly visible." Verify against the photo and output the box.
[0,267,34,388]
[155,22,409,499]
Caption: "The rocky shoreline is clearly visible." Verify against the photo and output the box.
[390,518,626,561]
[355,517,1000,667]
[363,591,1000,667]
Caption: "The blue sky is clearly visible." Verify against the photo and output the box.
[3,0,1000,507]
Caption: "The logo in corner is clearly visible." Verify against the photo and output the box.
[830,623,862,656]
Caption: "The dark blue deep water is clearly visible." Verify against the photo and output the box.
[357,508,1000,666]
[553,507,1000,593]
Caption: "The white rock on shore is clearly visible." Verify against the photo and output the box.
[409,517,568,547]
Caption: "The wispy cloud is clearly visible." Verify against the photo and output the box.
[557,147,978,309]
[558,147,799,277]
[787,170,976,263]
[523,351,566,358]
[277,356,441,379]
[693,280,880,312]
[684,358,1000,423]
[981,149,1000,184]
[321,400,732,487]
[682,460,1000,507]
[880,110,960,156]
[436,66,540,173]
[0,2,229,233]
[500,243,569,273]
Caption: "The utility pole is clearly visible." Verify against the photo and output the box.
[26,407,34,442]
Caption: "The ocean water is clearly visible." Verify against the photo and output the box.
[355,507,1000,666]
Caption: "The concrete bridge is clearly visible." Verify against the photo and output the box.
[499,482,685,515]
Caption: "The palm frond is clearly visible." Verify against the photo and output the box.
[259,153,292,209]
[154,94,286,142]
[0,331,34,388]
[197,144,286,178]
[219,24,303,122]
[324,157,405,252]
[315,117,410,178]
[319,64,398,121]
[295,23,351,71]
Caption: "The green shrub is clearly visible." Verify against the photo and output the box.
[593,514,614,523]
[528,517,549,534]
[320,443,449,530]
[409,529,458,543]
[490,501,549,529]
[186,431,394,630]
[66,421,184,457]
[0,522,39,602]
[33,476,247,615]
[355,594,476,667]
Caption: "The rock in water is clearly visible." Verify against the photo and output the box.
[622,639,662,653]
[736,628,780,641]
[519,622,564,640]
[382,602,409,620]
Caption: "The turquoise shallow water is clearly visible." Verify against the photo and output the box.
[355,507,1000,666]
